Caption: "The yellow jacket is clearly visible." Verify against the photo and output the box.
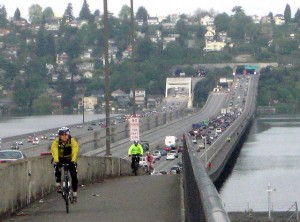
[51,137,79,163]
[128,143,144,156]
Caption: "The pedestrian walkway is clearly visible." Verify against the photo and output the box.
[2,175,182,222]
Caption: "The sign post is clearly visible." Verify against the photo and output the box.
[129,117,140,141]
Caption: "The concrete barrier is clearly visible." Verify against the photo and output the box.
[0,155,132,218]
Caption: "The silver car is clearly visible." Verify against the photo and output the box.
[0,150,26,163]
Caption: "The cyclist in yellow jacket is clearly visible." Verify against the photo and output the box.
[128,140,144,170]
[51,126,79,203]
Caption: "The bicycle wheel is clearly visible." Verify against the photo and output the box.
[65,179,70,213]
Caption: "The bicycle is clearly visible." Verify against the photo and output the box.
[145,163,154,175]
[61,163,73,213]
[131,154,140,176]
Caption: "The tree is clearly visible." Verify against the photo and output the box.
[214,13,230,32]
[136,6,148,23]
[94,9,100,17]
[42,7,54,21]
[136,38,154,61]
[0,5,7,27]
[63,3,75,23]
[13,8,21,20]
[28,4,43,24]
[32,93,52,114]
[284,4,291,23]
[119,5,131,20]
[232,6,244,15]
[294,8,300,24]
[79,0,92,21]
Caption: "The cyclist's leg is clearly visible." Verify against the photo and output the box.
[131,156,135,169]
[54,164,62,192]
[69,164,78,193]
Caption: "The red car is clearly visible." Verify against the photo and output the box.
[164,146,172,152]
[27,136,33,143]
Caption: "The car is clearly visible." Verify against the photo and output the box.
[76,125,83,128]
[164,146,172,152]
[140,141,149,151]
[16,140,24,145]
[91,122,96,126]
[158,149,168,156]
[0,150,26,163]
[32,139,40,145]
[139,157,147,167]
[169,150,178,158]
[170,165,181,174]
[152,150,162,159]
[88,126,93,131]
[11,142,20,150]
[48,134,56,141]
[27,136,33,143]
[40,135,48,140]
[166,153,176,160]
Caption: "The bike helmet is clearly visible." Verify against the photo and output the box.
[58,126,70,135]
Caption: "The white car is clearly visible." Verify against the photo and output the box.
[152,150,162,159]
[139,157,147,167]
[32,139,40,145]
[166,153,176,160]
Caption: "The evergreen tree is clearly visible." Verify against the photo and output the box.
[42,7,54,21]
[136,6,148,23]
[284,4,291,23]
[63,3,75,22]
[294,8,300,24]
[0,5,8,27]
[13,8,21,20]
[79,0,92,21]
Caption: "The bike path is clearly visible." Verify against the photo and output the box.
[2,175,182,222]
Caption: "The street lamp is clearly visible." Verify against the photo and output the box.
[103,0,111,156]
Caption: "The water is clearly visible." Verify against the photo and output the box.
[0,113,107,138]
[219,115,300,212]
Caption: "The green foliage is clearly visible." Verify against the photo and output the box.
[63,3,75,22]
[42,7,54,21]
[32,93,52,114]
[28,4,42,24]
[119,5,131,20]
[215,13,230,32]
[13,8,21,20]
[136,7,148,23]
[284,4,291,23]
[79,0,92,22]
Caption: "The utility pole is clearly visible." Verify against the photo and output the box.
[82,96,85,123]
[267,183,276,220]
[103,0,111,156]
[130,0,136,117]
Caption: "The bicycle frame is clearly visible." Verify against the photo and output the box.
[131,154,140,176]
[61,163,72,213]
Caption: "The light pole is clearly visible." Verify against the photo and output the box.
[130,0,136,116]
[103,0,111,156]
[267,183,276,220]
[82,96,85,123]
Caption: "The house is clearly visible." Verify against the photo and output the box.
[56,52,69,64]
[0,28,10,36]
[111,89,126,98]
[218,31,228,42]
[204,29,216,41]
[274,14,285,25]
[83,71,93,79]
[147,17,160,25]
[261,16,272,24]
[161,22,175,29]
[79,96,98,111]
[203,40,226,52]
[76,62,94,71]
[200,15,214,26]
[251,15,261,24]
[130,89,146,106]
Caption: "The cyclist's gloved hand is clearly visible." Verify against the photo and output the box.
[71,161,77,168]
[53,162,60,169]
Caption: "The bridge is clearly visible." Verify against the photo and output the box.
[0,75,258,221]
[165,77,203,108]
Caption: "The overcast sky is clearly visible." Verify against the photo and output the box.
[1,0,299,19]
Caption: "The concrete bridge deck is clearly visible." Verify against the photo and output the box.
[2,175,182,222]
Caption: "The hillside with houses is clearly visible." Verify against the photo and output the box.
[0,2,299,114]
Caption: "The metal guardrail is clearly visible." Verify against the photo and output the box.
[183,133,230,222]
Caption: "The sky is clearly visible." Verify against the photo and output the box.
[1,0,299,19]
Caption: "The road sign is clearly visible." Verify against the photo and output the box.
[129,117,140,141]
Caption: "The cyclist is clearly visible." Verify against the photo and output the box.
[128,140,144,171]
[51,127,79,203]
[146,152,154,173]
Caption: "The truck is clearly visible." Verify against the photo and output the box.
[164,136,178,149]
